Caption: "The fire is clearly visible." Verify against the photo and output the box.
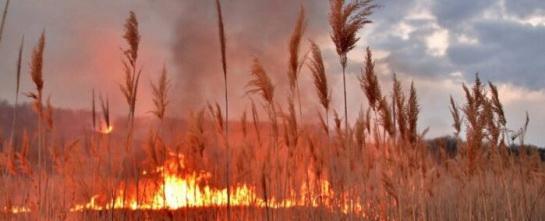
[71,153,367,216]
[96,124,113,134]
[2,206,30,214]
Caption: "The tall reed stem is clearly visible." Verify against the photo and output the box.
[214,0,231,218]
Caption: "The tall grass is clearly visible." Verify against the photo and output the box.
[329,0,377,131]
[308,41,330,136]
[214,0,232,218]
[1,2,545,221]
[288,6,306,121]
[119,11,142,215]
[26,31,46,216]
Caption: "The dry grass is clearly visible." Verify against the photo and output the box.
[308,41,330,113]
[407,82,419,144]
[288,6,306,91]
[214,1,232,217]
[1,3,545,221]
[392,74,406,140]
[247,58,274,105]
[150,66,170,121]
[120,11,141,124]
[450,95,462,137]
[329,0,377,131]
[329,0,376,67]
[360,47,381,111]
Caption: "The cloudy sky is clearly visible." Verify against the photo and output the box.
[0,0,544,145]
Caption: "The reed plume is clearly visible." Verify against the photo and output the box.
[247,58,274,105]
[360,47,381,111]
[483,96,500,147]
[29,32,45,99]
[329,0,376,130]
[150,65,170,121]
[288,6,306,90]
[392,73,406,140]
[288,6,306,122]
[308,41,330,112]
[247,58,278,148]
[120,11,141,125]
[123,11,139,66]
[0,0,9,44]
[407,82,419,144]
[488,82,506,127]
[378,96,394,137]
[462,74,485,171]
[449,96,462,137]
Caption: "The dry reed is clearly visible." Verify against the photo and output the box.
[120,11,141,125]
[392,74,406,140]
[407,82,419,144]
[308,41,330,113]
[247,58,274,105]
[1,3,544,221]
[26,31,46,216]
[329,0,376,130]
[150,66,170,121]
[214,0,232,217]
[360,47,381,111]
[288,6,306,91]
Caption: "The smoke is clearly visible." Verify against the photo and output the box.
[170,0,331,117]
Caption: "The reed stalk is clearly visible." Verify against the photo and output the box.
[214,0,232,218]
[329,0,376,131]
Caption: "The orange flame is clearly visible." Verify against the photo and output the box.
[71,153,368,217]
[96,123,113,134]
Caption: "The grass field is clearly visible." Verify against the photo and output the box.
[1,0,545,220]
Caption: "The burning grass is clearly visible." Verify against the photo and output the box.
[1,1,545,221]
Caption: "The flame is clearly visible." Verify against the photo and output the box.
[96,124,113,134]
[2,206,30,214]
[71,153,369,217]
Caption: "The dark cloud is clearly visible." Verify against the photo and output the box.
[431,0,495,28]
[504,0,545,17]
[446,20,545,89]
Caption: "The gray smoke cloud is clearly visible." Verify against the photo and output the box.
[169,0,332,114]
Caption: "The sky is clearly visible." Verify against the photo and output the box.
[0,0,544,145]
